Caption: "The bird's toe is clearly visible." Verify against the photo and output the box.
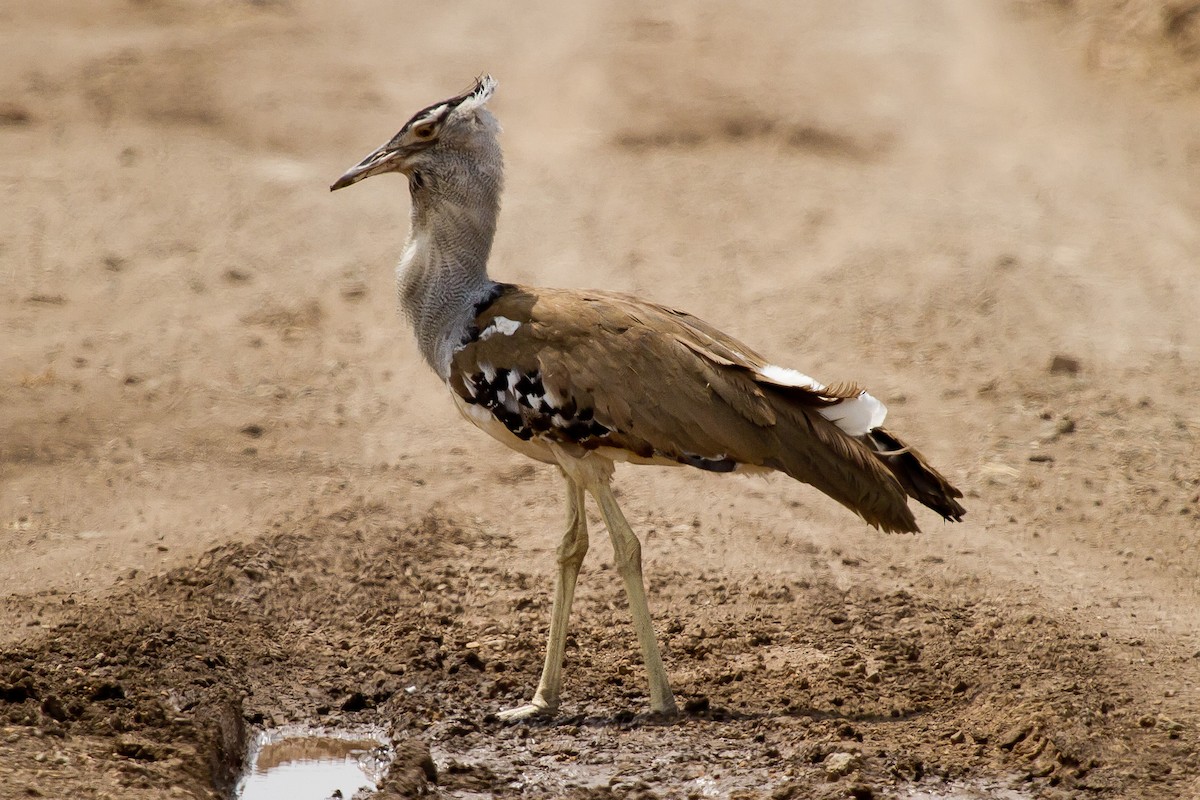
[495,701,556,722]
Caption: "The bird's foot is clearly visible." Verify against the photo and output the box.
[647,701,680,724]
[496,701,556,722]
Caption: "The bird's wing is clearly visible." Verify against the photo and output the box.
[449,285,916,531]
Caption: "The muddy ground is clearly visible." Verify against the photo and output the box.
[2,1,1199,798]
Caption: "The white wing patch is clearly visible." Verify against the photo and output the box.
[816,392,887,437]
[759,364,823,391]
[760,363,887,437]
[479,316,521,341]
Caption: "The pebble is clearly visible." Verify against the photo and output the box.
[823,752,860,778]
[998,723,1031,750]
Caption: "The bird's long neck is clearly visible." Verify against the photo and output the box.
[397,169,502,379]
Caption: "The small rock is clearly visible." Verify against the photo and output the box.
[1028,453,1054,463]
[240,424,265,438]
[949,730,966,744]
[999,723,1031,750]
[1158,715,1183,732]
[824,751,860,778]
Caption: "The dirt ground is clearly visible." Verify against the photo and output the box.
[2,1,1199,798]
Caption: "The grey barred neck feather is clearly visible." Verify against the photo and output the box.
[398,112,505,378]
[331,75,965,721]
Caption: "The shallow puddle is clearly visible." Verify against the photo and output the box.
[234,725,392,800]
[900,780,1035,799]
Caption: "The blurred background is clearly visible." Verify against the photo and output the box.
[3,0,1198,591]
[1,0,1198,794]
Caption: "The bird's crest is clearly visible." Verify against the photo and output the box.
[405,75,496,131]
[453,74,497,115]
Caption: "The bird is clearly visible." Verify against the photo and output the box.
[331,76,965,720]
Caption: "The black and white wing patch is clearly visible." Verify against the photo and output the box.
[457,366,611,444]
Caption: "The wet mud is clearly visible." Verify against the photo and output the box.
[1,507,1192,798]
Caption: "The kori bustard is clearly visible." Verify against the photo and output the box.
[331,76,965,720]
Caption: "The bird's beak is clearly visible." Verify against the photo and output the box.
[330,140,408,191]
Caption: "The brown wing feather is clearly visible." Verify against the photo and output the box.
[451,285,923,532]
[867,427,966,522]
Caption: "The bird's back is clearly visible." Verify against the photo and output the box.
[448,284,962,532]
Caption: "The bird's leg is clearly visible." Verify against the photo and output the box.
[497,474,589,721]
[588,480,679,719]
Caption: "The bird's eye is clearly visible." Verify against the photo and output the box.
[413,123,436,139]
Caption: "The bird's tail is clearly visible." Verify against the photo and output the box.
[864,427,966,523]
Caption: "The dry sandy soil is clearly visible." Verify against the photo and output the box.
[2,1,1199,798]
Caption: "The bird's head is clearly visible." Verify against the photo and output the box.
[330,75,501,193]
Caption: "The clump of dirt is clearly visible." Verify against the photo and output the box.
[0,502,1191,798]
